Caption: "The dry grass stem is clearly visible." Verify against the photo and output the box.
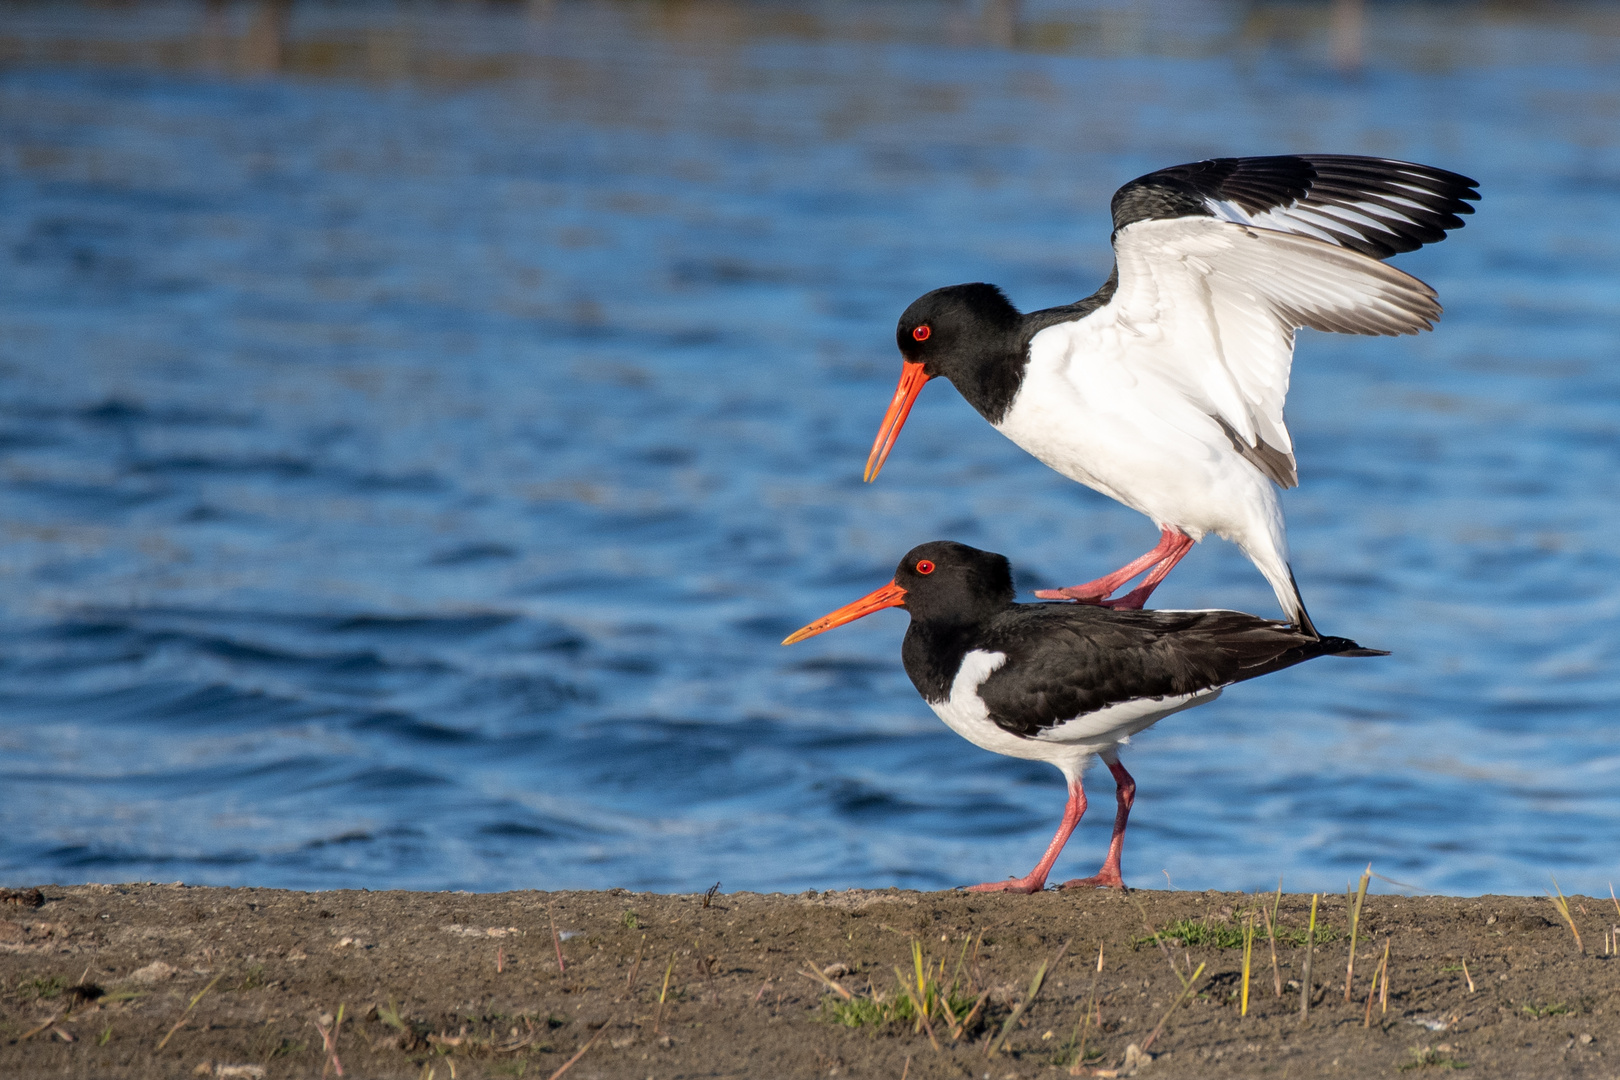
[799,963,853,1000]
[698,948,720,1005]
[1065,943,1106,1075]
[653,953,676,1035]
[545,1016,613,1080]
[1461,958,1475,993]
[1240,914,1255,1017]
[1141,960,1206,1052]
[549,909,567,975]
[1263,880,1284,997]
[1379,938,1391,1014]
[1546,876,1584,955]
[899,940,942,1047]
[313,1002,345,1079]
[1362,972,1375,1026]
[947,932,973,996]
[986,939,1067,1057]
[1345,863,1370,1001]
[627,934,646,990]
[954,989,990,1041]
[1298,894,1319,1021]
[155,970,226,1051]
[18,1012,62,1042]
[496,947,504,974]
[892,969,940,1051]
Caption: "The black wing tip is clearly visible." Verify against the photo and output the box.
[1114,154,1481,253]
[1305,153,1481,208]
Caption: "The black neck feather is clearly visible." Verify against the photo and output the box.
[952,267,1119,425]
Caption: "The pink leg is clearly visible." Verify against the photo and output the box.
[1098,531,1195,610]
[1061,757,1136,890]
[1034,527,1189,604]
[964,779,1086,894]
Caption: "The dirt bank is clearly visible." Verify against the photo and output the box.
[1,883,1615,1078]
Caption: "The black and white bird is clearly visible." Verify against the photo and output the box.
[864,155,1479,634]
[784,540,1383,892]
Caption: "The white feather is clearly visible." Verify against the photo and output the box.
[995,217,1439,622]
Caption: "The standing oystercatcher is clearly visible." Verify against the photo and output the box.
[865,155,1479,633]
[784,540,1384,892]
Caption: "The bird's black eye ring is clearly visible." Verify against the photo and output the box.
[912,325,931,342]
[915,560,935,575]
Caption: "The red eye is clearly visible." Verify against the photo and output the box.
[912,325,931,342]
[915,560,934,575]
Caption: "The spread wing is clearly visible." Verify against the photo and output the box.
[1076,155,1480,488]
[1097,216,1442,487]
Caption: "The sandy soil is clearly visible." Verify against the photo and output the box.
[0,883,1615,1079]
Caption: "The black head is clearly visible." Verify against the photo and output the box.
[867,284,1026,482]
[782,540,1015,645]
[896,283,1023,384]
[892,540,1015,626]
[857,284,1028,482]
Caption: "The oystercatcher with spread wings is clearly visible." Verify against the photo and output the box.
[784,541,1384,892]
[865,156,1479,633]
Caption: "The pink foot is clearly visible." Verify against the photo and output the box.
[1031,528,1194,606]
[1098,586,1152,610]
[1098,534,1195,610]
[963,875,1047,894]
[1033,585,1109,603]
[1059,869,1127,891]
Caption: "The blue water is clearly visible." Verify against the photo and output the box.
[1,0,1618,898]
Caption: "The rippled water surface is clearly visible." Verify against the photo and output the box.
[2,0,1618,896]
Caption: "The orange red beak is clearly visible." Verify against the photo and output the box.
[781,581,908,645]
[863,360,929,482]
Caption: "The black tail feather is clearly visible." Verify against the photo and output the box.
[1236,631,1388,684]
[1286,565,1319,639]
[1316,636,1390,658]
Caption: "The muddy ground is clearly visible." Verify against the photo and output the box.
[1,883,1616,1079]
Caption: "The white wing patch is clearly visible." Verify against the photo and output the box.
[1099,216,1441,485]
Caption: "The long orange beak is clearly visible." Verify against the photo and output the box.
[863,360,929,482]
[782,581,908,645]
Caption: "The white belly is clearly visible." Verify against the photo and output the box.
[993,330,1281,547]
